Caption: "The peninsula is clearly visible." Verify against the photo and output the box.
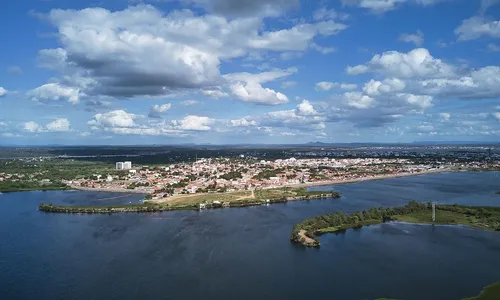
[39,187,341,214]
[290,201,500,247]
[373,280,500,300]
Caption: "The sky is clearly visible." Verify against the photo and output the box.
[0,0,499,145]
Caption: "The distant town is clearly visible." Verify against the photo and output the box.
[0,145,498,200]
[66,155,497,200]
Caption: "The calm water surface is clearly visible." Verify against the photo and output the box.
[1,172,500,300]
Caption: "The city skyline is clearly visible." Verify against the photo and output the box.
[1,0,500,145]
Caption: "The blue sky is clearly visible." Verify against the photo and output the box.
[0,0,499,145]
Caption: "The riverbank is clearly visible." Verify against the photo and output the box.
[70,185,148,194]
[38,187,342,214]
[290,201,500,247]
[28,167,489,195]
[464,281,500,300]
[0,185,70,193]
[279,168,451,189]
[62,168,451,195]
[374,281,500,300]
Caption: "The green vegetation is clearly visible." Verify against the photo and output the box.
[219,171,242,181]
[373,281,500,300]
[463,282,500,300]
[166,190,252,206]
[252,168,284,180]
[0,159,121,181]
[39,202,198,213]
[38,187,342,214]
[0,180,69,192]
[0,158,127,192]
[291,201,500,247]
[255,187,341,201]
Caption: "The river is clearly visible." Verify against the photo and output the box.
[1,172,499,300]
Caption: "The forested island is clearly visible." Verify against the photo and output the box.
[291,201,500,247]
[39,187,341,214]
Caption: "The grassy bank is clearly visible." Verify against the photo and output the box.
[39,187,341,214]
[373,281,500,300]
[291,201,500,247]
[463,282,500,300]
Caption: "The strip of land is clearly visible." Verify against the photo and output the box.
[290,201,500,247]
[277,168,450,189]
[38,187,342,214]
[463,281,500,300]
[374,281,500,300]
[69,185,148,194]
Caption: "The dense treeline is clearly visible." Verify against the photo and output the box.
[252,168,285,180]
[291,201,500,247]
[39,202,198,213]
[220,171,243,181]
[291,201,429,246]
[0,180,68,192]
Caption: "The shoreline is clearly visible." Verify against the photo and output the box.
[290,202,500,247]
[71,168,453,195]
[38,191,341,214]
[69,186,148,194]
[3,168,493,195]
[270,168,451,189]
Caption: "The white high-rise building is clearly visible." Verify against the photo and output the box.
[123,161,132,170]
[116,162,124,170]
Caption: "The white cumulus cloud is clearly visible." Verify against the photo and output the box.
[439,112,451,121]
[346,48,455,78]
[455,16,500,41]
[296,100,318,115]
[88,110,140,128]
[33,5,347,100]
[178,115,214,131]
[0,87,7,97]
[149,104,172,118]
[23,121,43,133]
[46,118,71,132]
[28,83,80,104]
[230,82,288,105]
[230,118,258,127]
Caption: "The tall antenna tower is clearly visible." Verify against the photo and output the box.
[432,202,436,222]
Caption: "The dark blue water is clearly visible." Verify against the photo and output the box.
[1,172,499,300]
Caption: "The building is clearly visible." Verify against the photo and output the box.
[123,161,132,169]
[116,161,132,170]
